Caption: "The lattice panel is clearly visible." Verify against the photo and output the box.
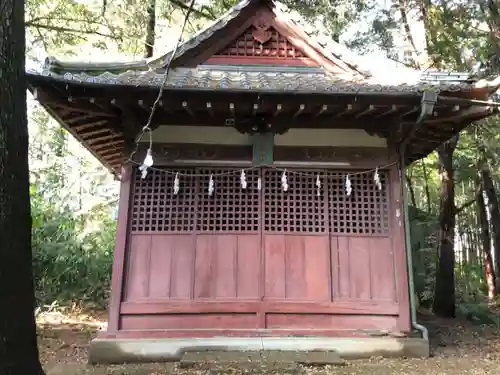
[214,26,307,58]
[263,169,327,233]
[196,168,261,232]
[130,168,196,232]
[328,171,390,235]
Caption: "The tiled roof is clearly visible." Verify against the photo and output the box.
[29,0,500,97]
[31,65,498,94]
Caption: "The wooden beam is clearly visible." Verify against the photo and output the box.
[376,105,398,118]
[73,120,109,131]
[336,104,353,117]
[35,89,118,117]
[138,99,149,111]
[93,139,124,150]
[316,104,328,117]
[293,104,305,117]
[252,103,259,116]
[355,105,375,119]
[182,101,194,117]
[65,113,99,124]
[274,104,282,116]
[86,133,122,144]
[79,127,116,139]
[206,102,214,117]
[401,106,419,118]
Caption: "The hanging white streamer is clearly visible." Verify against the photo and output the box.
[374,168,382,191]
[345,175,352,196]
[316,174,321,196]
[281,170,289,192]
[138,148,154,179]
[173,172,180,195]
[240,170,247,189]
[208,174,215,196]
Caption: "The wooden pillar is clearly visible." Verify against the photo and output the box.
[389,153,412,332]
[106,164,133,335]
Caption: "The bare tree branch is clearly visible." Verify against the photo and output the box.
[169,0,216,20]
[25,22,120,40]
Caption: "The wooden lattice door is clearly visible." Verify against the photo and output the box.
[124,165,398,333]
[192,167,262,300]
[261,168,332,306]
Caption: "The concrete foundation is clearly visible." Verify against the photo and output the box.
[88,336,430,364]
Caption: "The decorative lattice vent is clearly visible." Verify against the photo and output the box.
[130,168,196,232]
[130,167,390,235]
[328,172,390,235]
[262,169,327,233]
[195,168,261,232]
[214,26,307,58]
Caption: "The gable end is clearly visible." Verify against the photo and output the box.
[205,16,319,67]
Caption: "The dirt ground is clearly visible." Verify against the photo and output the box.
[38,310,500,375]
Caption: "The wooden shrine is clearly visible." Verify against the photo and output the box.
[27,0,500,364]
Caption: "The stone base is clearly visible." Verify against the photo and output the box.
[88,336,430,364]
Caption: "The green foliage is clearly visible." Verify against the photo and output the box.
[409,206,437,308]
[31,186,115,309]
[28,107,118,309]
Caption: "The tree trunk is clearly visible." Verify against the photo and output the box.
[475,173,497,301]
[405,172,417,208]
[396,0,420,67]
[421,159,432,214]
[0,1,45,374]
[480,163,500,291]
[144,0,156,58]
[432,136,458,318]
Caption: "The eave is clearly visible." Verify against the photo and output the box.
[26,68,500,175]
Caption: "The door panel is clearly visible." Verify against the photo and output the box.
[124,165,398,333]
[263,234,330,300]
[262,169,331,302]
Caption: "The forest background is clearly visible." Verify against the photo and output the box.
[26,0,500,322]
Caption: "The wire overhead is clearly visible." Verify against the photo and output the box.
[127,0,198,174]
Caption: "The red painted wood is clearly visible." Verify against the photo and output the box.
[212,25,309,60]
[100,329,385,339]
[120,300,399,315]
[263,235,330,300]
[205,56,320,66]
[116,165,405,337]
[235,235,261,299]
[123,234,195,301]
[265,314,397,331]
[120,314,258,330]
[194,235,261,299]
[179,5,346,73]
[170,236,196,299]
[106,165,132,334]
[369,237,397,300]
[124,234,151,300]
[263,235,286,298]
[332,236,397,302]
[119,313,397,332]
[147,235,173,298]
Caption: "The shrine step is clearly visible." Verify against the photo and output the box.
[179,350,346,369]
